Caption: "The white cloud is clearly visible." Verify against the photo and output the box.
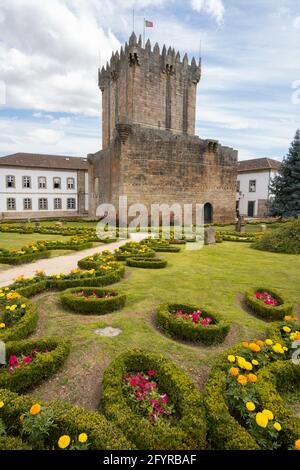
[293,16,300,29]
[191,0,225,24]
[28,128,65,145]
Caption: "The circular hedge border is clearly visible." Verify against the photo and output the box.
[48,266,125,291]
[102,349,206,450]
[0,388,133,450]
[0,337,71,393]
[0,299,38,343]
[157,303,230,346]
[126,257,168,269]
[245,287,293,321]
[60,287,126,314]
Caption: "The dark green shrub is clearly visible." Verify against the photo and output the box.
[11,280,48,298]
[47,266,125,291]
[60,287,126,314]
[126,257,168,269]
[102,349,206,450]
[245,287,293,321]
[152,245,181,253]
[0,251,51,265]
[0,338,71,393]
[0,388,133,450]
[253,219,300,254]
[0,436,31,450]
[157,303,230,346]
[0,301,38,342]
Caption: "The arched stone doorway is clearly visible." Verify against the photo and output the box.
[204,203,213,224]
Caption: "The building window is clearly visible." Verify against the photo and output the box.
[6,175,15,188]
[23,198,32,210]
[67,177,75,190]
[236,180,240,192]
[249,180,256,193]
[54,198,62,210]
[39,198,48,210]
[38,177,47,189]
[23,176,31,188]
[67,198,76,210]
[53,177,61,189]
[7,198,16,210]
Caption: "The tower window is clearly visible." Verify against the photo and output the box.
[249,180,256,193]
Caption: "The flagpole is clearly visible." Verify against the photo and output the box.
[143,18,145,47]
[133,9,135,33]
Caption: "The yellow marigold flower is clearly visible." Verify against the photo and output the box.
[256,412,269,428]
[56,275,61,279]
[244,361,253,371]
[230,367,239,377]
[78,433,88,443]
[262,409,274,420]
[274,422,282,432]
[284,316,292,321]
[252,359,259,366]
[265,339,273,346]
[10,305,17,311]
[58,435,71,449]
[283,347,288,352]
[249,343,261,353]
[273,343,284,354]
[237,375,248,386]
[0,323,5,329]
[19,414,24,423]
[227,355,235,363]
[295,439,300,451]
[0,401,4,408]
[237,357,247,369]
[21,304,27,309]
[248,373,257,383]
[30,403,41,416]
[283,326,291,333]
[246,402,256,412]
[241,342,249,348]
[0,293,4,298]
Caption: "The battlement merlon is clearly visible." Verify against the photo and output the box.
[98,32,201,91]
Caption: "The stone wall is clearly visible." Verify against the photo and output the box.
[89,124,237,223]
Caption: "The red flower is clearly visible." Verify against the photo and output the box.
[8,355,18,366]
[148,370,155,376]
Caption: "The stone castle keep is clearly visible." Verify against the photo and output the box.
[88,32,238,223]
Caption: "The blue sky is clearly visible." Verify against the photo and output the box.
[0,0,300,160]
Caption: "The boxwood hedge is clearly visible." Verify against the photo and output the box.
[156,303,230,346]
[0,388,133,450]
[47,266,125,291]
[0,250,51,266]
[0,337,71,393]
[60,287,126,314]
[0,300,38,343]
[245,287,293,321]
[126,257,168,269]
[102,349,206,450]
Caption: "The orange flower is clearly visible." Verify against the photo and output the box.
[256,340,264,347]
[241,342,249,348]
[248,373,258,383]
[30,403,41,416]
[284,316,292,321]
[295,439,300,451]
[249,343,261,353]
[238,375,248,386]
[230,367,239,377]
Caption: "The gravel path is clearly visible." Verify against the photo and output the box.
[0,233,147,288]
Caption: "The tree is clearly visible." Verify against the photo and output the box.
[269,130,300,217]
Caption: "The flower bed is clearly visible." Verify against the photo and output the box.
[102,349,206,450]
[60,287,126,314]
[126,257,168,269]
[77,251,118,270]
[203,320,300,450]
[0,246,51,265]
[0,338,71,393]
[0,388,132,450]
[115,242,155,261]
[245,287,293,321]
[156,303,230,345]
[0,293,38,342]
[216,231,263,243]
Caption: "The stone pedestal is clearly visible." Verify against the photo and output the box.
[204,227,216,245]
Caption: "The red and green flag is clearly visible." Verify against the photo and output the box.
[145,19,153,28]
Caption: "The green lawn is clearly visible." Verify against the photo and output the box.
[0,232,71,250]
[29,242,300,409]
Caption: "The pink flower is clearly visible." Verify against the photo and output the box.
[148,370,155,376]
[22,356,33,364]
[8,355,18,366]
[161,394,168,404]
[130,377,138,387]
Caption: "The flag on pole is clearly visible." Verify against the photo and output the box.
[145,19,153,27]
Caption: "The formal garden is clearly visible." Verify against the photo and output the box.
[0,219,299,450]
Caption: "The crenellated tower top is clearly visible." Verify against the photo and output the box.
[99,32,202,149]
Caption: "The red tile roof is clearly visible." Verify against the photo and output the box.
[238,157,281,172]
[0,153,88,170]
